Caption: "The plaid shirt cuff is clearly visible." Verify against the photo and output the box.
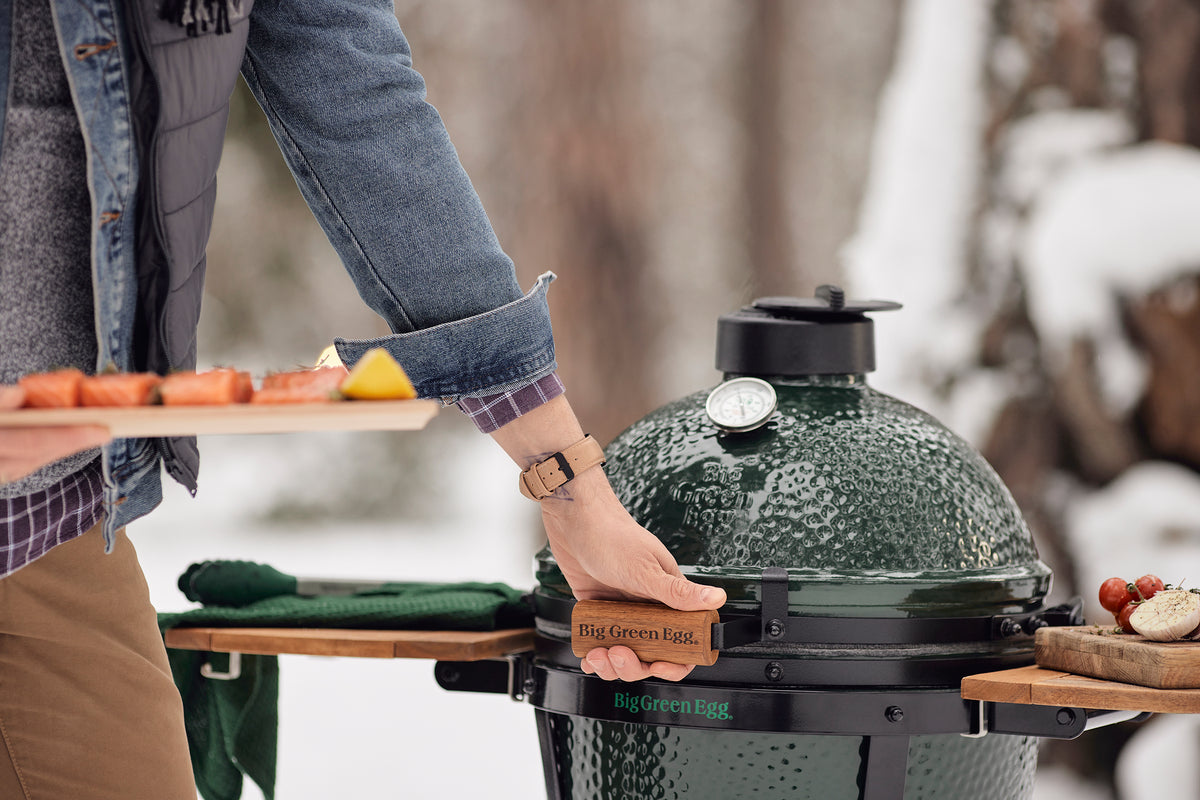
[456,373,565,433]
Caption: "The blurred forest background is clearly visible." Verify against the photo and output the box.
[190,0,1200,797]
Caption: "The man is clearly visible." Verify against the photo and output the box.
[0,1,724,797]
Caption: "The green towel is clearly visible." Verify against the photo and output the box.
[159,561,534,800]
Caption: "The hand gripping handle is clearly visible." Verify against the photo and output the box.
[571,600,720,666]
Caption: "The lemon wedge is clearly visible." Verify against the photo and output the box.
[338,347,417,400]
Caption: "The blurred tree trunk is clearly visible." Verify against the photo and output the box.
[508,1,657,443]
[742,0,794,295]
[742,1,901,298]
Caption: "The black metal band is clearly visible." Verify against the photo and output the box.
[437,655,1150,741]
[534,635,1032,689]
[533,590,1083,650]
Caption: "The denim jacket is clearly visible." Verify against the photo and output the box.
[0,0,556,546]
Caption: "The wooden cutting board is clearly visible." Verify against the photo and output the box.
[1035,625,1200,689]
[0,399,438,437]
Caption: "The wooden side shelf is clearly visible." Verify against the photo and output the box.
[962,665,1200,714]
[165,627,535,662]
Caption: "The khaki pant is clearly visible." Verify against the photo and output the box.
[0,523,196,799]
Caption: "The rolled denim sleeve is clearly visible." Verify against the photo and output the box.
[239,0,555,398]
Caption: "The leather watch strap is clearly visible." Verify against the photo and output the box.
[519,435,606,500]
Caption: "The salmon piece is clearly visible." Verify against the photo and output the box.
[160,369,254,406]
[79,373,163,407]
[249,387,338,404]
[18,369,86,408]
[260,366,347,394]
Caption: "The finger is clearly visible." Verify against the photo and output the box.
[584,648,620,681]
[643,572,727,612]
[604,647,656,683]
[0,385,25,410]
[0,426,111,483]
[648,661,695,682]
[585,647,656,682]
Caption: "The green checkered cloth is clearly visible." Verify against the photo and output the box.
[159,561,533,800]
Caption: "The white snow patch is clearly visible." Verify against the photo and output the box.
[1023,142,1200,349]
[997,109,1133,208]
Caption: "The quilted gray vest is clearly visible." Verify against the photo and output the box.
[127,0,252,490]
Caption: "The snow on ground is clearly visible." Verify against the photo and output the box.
[1031,765,1112,800]
[1116,714,1200,797]
[131,422,547,799]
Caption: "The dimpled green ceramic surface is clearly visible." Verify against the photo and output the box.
[535,373,1048,799]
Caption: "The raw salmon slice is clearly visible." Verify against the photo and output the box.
[79,373,163,407]
[260,366,347,394]
[160,369,254,405]
[249,387,338,404]
[18,368,85,408]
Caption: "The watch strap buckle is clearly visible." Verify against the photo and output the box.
[519,435,605,500]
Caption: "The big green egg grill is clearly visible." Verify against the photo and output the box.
[437,288,1137,800]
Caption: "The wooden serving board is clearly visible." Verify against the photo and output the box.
[164,627,535,662]
[0,399,439,437]
[1035,625,1200,689]
[962,665,1200,714]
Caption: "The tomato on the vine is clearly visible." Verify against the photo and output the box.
[1135,574,1165,601]
[1098,577,1136,614]
[1117,601,1138,633]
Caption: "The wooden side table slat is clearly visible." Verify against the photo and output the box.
[164,627,536,662]
[962,665,1200,714]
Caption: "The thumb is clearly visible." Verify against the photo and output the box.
[646,572,726,612]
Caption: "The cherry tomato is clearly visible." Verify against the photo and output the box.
[1117,602,1138,633]
[1098,577,1136,613]
[1135,574,1165,601]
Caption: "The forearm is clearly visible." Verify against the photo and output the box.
[488,394,586,471]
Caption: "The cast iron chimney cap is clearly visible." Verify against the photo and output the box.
[716,285,901,377]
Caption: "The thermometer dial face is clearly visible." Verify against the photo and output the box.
[705,377,777,432]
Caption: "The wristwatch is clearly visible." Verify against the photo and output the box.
[519,435,606,500]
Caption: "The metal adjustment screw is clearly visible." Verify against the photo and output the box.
[1025,617,1049,634]
[764,662,784,682]
[998,618,1023,638]
[885,706,905,723]
[523,677,537,696]
[1056,708,1076,726]
[766,619,786,638]
[816,284,845,310]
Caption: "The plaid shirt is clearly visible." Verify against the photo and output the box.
[456,372,564,433]
[0,458,104,578]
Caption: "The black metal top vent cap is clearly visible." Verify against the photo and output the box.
[716,284,902,377]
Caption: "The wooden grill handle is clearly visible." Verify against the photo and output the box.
[571,600,720,667]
